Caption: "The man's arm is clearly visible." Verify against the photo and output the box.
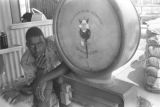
[33,62,69,101]
[41,62,69,82]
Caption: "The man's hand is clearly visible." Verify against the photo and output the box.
[35,80,46,101]
[32,74,46,102]
[35,53,47,69]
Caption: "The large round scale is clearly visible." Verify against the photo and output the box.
[53,0,140,80]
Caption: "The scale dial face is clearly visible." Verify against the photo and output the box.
[54,0,140,77]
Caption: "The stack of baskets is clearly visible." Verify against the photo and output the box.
[145,29,160,93]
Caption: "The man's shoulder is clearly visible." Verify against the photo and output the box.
[45,36,63,65]
[46,36,55,41]
[21,49,35,64]
[21,49,30,60]
[45,36,57,50]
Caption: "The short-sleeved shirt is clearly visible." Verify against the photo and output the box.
[21,36,62,84]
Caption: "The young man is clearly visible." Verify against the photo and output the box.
[20,26,68,107]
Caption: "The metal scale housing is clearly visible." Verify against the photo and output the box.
[53,0,140,106]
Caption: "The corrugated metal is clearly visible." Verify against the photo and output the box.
[0,0,53,89]
[0,22,53,89]
[0,0,13,89]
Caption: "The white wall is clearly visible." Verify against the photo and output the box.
[10,0,21,23]
[0,20,53,88]
[0,0,53,88]
[0,0,12,33]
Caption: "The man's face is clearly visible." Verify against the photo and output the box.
[27,36,46,58]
